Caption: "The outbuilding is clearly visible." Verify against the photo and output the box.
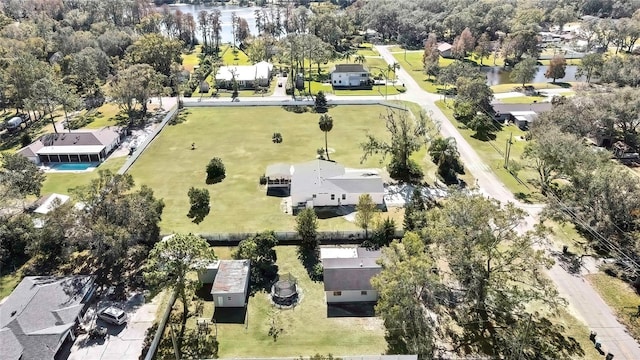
[210,260,250,308]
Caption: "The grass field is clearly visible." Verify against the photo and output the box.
[41,156,127,195]
[496,95,548,104]
[193,246,387,357]
[127,105,435,233]
[587,273,640,342]
[435,100,541,202]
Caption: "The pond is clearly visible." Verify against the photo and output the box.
[482,65,582,85]
[161,4,260,43]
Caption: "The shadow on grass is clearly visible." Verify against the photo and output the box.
[205,175,225,185]
[515,192,533,204]
[314,206,355,219]
[327,302,376,318]
[297,247,322,282]
[550,81,572,88]
[213,306,247,324]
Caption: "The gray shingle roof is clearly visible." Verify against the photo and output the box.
[0,276,95,360]
[17,128,120,159]
[492,102,552,114]
[323,247,382,291]
[0,327,23,360]
[333,64,368,73]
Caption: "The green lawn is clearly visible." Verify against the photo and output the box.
[82,103,124,129]
[167,246,387,357]
[497,95,548,104]
[587,273,640,342]
[41,156,127,195]
[128,105,434,233]
[490,82,573,94]
[435,100,542,202]
[221,45,252,66]
[0,268,24,300]
[182,46,202,73]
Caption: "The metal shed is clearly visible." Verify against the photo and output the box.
[211,260,250,308]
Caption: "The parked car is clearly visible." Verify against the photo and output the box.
[5,116,23,132]
[97,306,127,325]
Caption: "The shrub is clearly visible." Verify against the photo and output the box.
[20,133,32,147]
[206,157,225,184]
[259,174,267,185]
[311,263,324,281]
[272,132,283,143]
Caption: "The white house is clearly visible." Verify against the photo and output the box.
[331,64,371,89]
[321,247,382,303]
[215,61,273,89]
[17,128,121,164]
[210,260,250,308]
[265,160,385,209]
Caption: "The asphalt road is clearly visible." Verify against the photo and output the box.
[375,45,640,359]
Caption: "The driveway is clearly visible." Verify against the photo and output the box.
[66,292,160,360]
[375,44,640,359]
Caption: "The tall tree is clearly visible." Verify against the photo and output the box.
[423,32,439,74]
[233,231,278,291]
[577,53,603,83]
[545,54,567,83]
[428,137,464,184]
[355,194,378,238]
[474,32,492,66]
[108,64,165,123]
[318,114,333,161]
[4,52,51,110]
[0,153,45,202]
[361,110,428,182]
[126,33,183,77]
[296,207,318,254]
[510,58,538,87]
[144,234,216,354]
[187,187,210,224]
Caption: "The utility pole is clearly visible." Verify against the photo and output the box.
[504,132,513,169]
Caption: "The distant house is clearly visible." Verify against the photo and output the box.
[199,260,251,308]
[437,42,453,58]
[265,159,385,209]
[492,103,552,130]
[31,193,70,214]
[330,64,372,89]
[17,128,121,164]
[321,247,382,303]
[0,276,96,360]
[215,61,273,89]
[510,111,538,130]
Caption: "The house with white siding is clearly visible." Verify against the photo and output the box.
[321,247,382,304]
[265,160,385,210]
[214,61,273,89]
[330,64,372,89]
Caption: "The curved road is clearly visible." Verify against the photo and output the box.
[374,45,640,359]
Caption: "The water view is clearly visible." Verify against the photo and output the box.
[162,4,260,43]
[483,65,582,85]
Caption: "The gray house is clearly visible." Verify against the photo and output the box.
[17,128,121,164]
[0,276,96,360]
[210,260,251,308]
[322,247,382,304]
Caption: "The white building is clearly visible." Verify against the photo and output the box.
[17,128,121,164]
[207,260,251,308]
[437,42,453,58]
[321,247,382,303]
[330,64,371,89]
[215,61,273,89]
[265,160,385,209]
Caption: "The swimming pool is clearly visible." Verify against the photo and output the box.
[49,162,97,171]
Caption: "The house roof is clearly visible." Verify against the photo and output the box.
[437,42,452,52]
[33,193,70,214]
[216,62,273,82]
[289,160,384,199]
[332,64,368,73]
[0,328,23,360]
[211,260,250,294]
[0,276,95,360]
[17,128,120,158]
[492,102,552,114]
[323,247,382,291]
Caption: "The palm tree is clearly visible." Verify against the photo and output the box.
[355,54,366,64]
[318,114,333,161]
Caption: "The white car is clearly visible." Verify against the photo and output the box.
[97,306,127,326]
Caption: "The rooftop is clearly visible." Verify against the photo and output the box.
[333,64,368,73]
[32,193,70,214]
[17,128,120,158]
[211,260,250,294]
[492,102,552,114]
[289,160,384,197]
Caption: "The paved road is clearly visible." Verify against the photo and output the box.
[375,44,640,359]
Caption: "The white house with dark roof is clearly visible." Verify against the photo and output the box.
[265,160,385,209]
[17,128,121,164]
[0,276,96,360]
[331,64,371,89]
[321,247,382,303]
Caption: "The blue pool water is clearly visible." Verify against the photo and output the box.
[50,163,97,171]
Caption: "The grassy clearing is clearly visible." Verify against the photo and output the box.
[586,273,640,342]
[496,95,548,104]
[0,267,24,300]
[82,103,123,129]
[41,156,127,195]
[188,246,386,357]
[435,100,542,202]
[182,46,202,72]
[221,45,252,66]
[128,105,436,233]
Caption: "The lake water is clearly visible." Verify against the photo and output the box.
[163,4,260,43]
[483,65,582,85]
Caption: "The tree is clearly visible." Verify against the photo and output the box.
[455,76,493,113]
[452,27,475,59]
[4,53,51,110]
[428,137,465,184]
[314,91,328,113]
[0,153,45,200]
[144,234,216,354]
[468,112,495,140]
[361,110,428,182]
[510,58,538,87]
[577,53,603,83]
[233,231,278,292]
[423,32,439,74]
[550,6,576,32]
[187,187,210,224]
[296,207,318,252]
[355,194,378,238]
[474,32,492,65]
[403,187,431,231]
[68,47,111,94]
[206,157,225,184]
[368,217,396,249]
[545,54,567,83]
[318,114,333,161]
[109,64,165,123]
[126,33,183,77]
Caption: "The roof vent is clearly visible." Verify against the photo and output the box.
[10,310,16,317]
[360,261,363,267]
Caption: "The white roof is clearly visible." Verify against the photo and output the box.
[216,62,273,82]
[36,145,105,155]
[34,194,70,214]
[320,247,358,259]
[290,160,384,198]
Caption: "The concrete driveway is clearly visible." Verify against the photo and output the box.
[66,292,160,360]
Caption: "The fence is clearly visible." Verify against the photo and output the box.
[143,289,178,360]
[117,103,179,175]
[197,229,405,246]
[181,98,410,109]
